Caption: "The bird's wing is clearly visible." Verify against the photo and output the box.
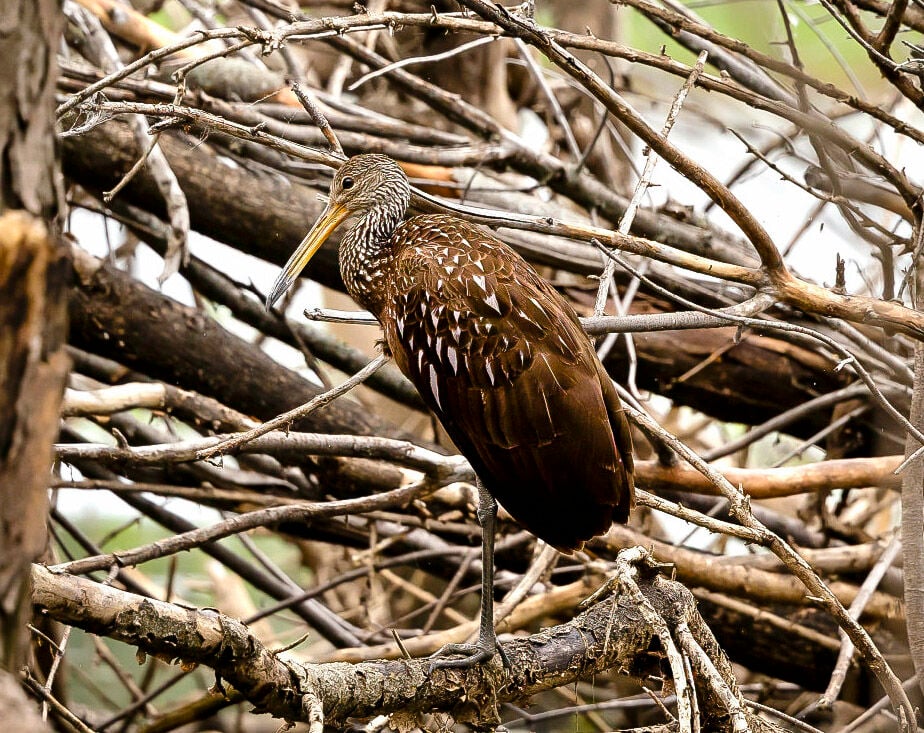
[383,216,632,549]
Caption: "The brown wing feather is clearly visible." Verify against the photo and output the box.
[384,215,634,551]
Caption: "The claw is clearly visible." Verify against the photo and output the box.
[427,641,508,673]
[428,642,494,673]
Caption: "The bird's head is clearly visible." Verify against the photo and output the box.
[266,154,411,309]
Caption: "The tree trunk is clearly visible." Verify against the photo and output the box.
[0,2,67,726]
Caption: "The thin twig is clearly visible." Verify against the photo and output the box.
[594,243,924,457]
[513,38,580,160]
[625,404,916,729]
[290,81,345,159]
[801,534,902,714]
[51,481,431,577]
[194,353,389,460]
[349,35,497,93]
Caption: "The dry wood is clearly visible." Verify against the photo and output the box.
[28,0,924,729]
[31,557,783,730]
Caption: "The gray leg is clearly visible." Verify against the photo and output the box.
[429,480,501,670]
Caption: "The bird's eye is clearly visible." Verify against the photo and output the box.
[341,176,354,190]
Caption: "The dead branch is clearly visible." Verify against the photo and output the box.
[35,0,924,729]
[31,558,783,731]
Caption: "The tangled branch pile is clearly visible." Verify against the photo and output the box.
[34,0,924,730]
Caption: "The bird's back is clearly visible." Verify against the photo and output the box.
[382,214,634,551]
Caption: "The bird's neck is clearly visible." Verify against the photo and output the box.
[339,208,402,317]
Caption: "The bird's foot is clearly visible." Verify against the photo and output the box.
[427,641,509,673]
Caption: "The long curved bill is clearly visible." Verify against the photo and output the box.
[265,202,349,309]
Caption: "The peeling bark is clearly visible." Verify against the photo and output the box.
[32,561,782,731]
[0,1,66,728]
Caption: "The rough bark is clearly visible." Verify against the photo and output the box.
[0,1,63,217]
[32,562,780,731]
[0,1,66,728]
[0,214,69,669]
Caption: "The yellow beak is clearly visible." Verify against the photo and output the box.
[266,202,350,309]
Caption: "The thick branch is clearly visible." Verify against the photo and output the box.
[640,455,903,498]
[31,562,773,729]
[0,213,69,671]
[67,247,403,441]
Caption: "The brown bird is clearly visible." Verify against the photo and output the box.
[267,154,634,668]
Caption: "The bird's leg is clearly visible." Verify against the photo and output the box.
[428,479,504,670]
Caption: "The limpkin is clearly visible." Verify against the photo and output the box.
[267,154,634,668]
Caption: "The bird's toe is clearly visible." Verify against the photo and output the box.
[427,642,499,673]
